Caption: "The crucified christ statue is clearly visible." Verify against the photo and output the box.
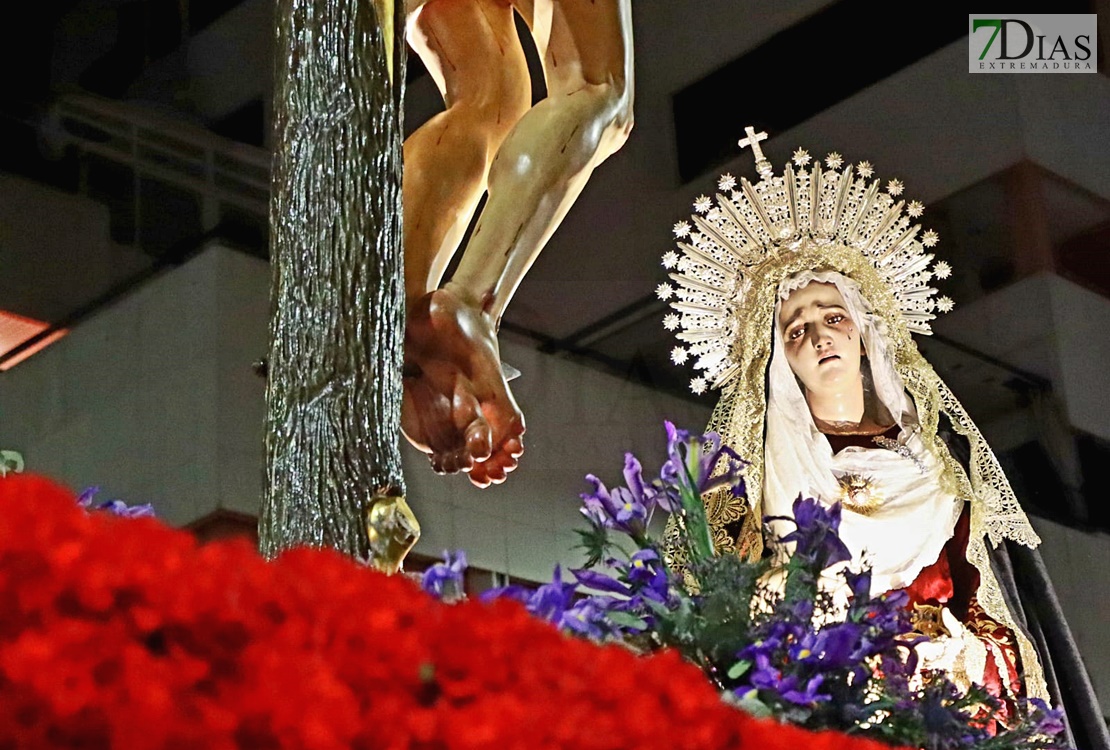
[400,0,634,487]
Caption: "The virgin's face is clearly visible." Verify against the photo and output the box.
[778,281,863,397]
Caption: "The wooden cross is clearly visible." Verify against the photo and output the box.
[738,126,774,179]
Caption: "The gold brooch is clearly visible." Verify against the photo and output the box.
[836,473,884,516]
[910,603,952,639]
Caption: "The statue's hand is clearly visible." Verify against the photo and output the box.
[402,288,525,487]
[913,607,988,692]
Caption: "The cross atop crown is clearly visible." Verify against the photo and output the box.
[738,126,774,179]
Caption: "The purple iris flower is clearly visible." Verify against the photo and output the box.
[739,634,784,670]
[744,647,831,707]
[789,597,814,622]
[480,584,531,605]
[572,567,632,596]
[810,622,861,669]
[421,550,468,599]
[580,474,651,538]
[623,453,674,514]
[580,453,674,538]
[101,499,156,518]
[882,587,909,607]
[625,549,668,598]
[772,496,851,570]
[786,631,820,664]
[919,680,972,737]
[781,674,830,706]
[626,549,660,582]
[524,566,580,624]
[580,475,622,528]
[748,652,785,691]
[560,597,609,639]
[76,486,100,508]
[1028,698,1067,737]
[661,421,747,500]
[842,567,873,617]
[77,487,156,518]
[572,547,672,605]
[612,486,649,533]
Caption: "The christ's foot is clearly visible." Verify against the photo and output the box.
[402,287,525,487]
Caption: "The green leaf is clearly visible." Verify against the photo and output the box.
[573,525,611,569]
[677,484,715,562]
[782,704,814,725]
[726,659,751,680]
[734,691,773,719]
[606,611,647,631]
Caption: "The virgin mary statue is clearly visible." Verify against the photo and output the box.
[659,128,1109,748]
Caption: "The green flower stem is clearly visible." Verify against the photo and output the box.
[678,465,715,562]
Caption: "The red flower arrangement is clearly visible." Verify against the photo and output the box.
[0,473,909,749]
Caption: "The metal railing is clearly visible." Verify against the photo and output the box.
[0,93,272,370]
[52,92,270,237]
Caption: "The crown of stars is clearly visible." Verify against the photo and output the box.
[660,128,955,393]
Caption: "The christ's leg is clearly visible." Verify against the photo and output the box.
[402,0,531,305]
[402,0,634,487]
[445,0,634,321]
